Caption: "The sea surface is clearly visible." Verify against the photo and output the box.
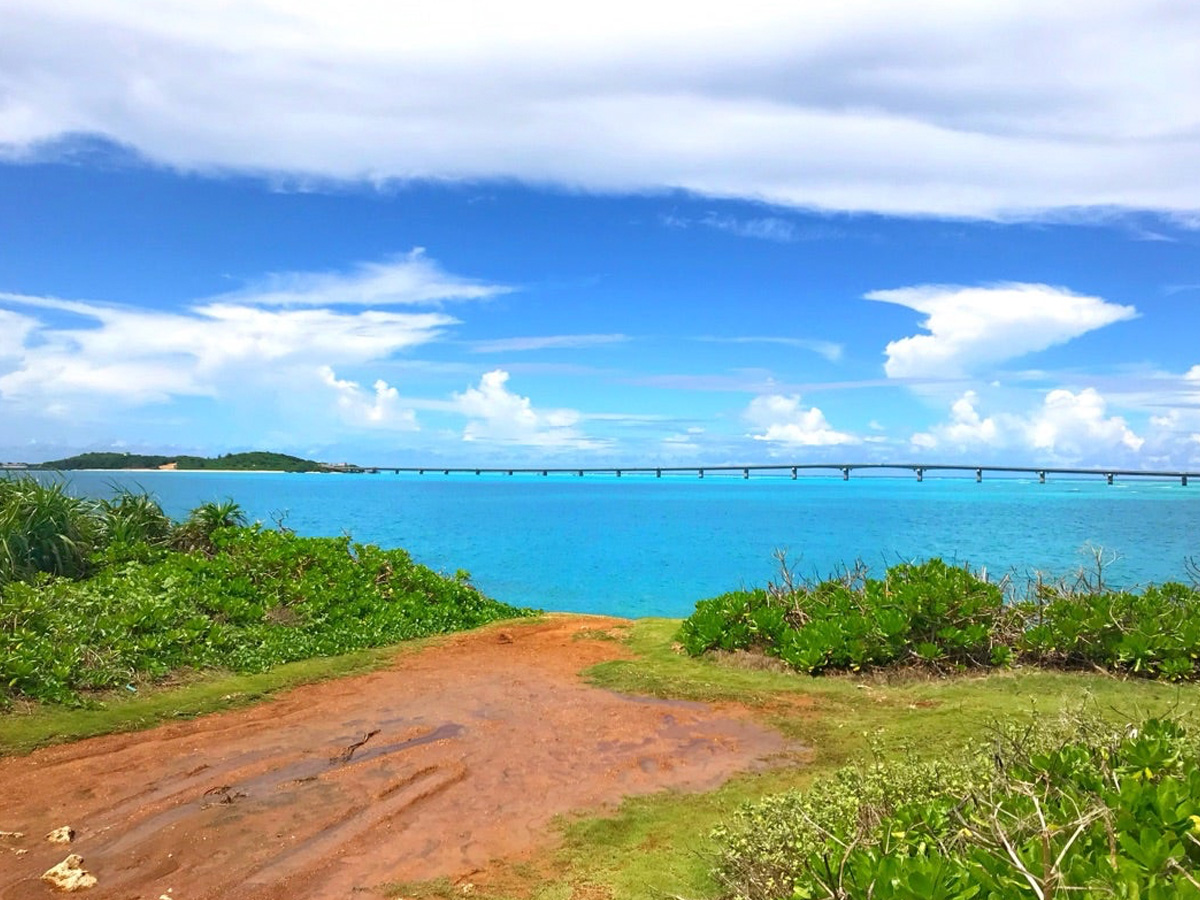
[42,470,1200,618]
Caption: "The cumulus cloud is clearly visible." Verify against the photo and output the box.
[0,293,455,408]
[0,250,504,411]
[0,309,37,359]
[912,387,1144,460]
[453,369,603,449]
[745,394,857,446]
[2,2,1199,218]
[869,283,1137,379]
[318,366,418,430]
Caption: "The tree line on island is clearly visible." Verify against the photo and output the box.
[26,451,354,473]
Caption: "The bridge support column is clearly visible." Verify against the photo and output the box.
[698,468,704,479]
[915,468,924,482]
[443,469,449,475]
[791,466,798,480]
[656,468,661,478]
[1038,471,1046,484]
[578,470,583,477]
[418,469,425,475]
[841,467,849,481]
[1106,473,1114,485]
[507,470,513,476]
[475,469,480,475]
[616,469,622,477]
[743,467,749,479]
[975,468,982,483]
[541,470,547,476]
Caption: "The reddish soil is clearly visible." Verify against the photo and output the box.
[0,616,792,899]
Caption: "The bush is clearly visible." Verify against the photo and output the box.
[679,559,1014,675]
[1,525,534,705]
[714,713,1200,900]
[678,557,1200,681]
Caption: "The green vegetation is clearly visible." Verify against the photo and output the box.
[679,557,1200,681]
[386,620,1193,900]
[31,450,329,472]
[716,713,1200,900]
[0,475,534,708]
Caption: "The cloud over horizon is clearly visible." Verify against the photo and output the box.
[869,283,1138,379]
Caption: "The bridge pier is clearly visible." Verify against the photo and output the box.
[791,466,798,480]
[915,468,924,482]
[743,467,749,479]
[475,469,480,476]
[541,470,547,476]
[1106,473,1114,485]
[698,468,704,479]
[578,470,583,477]
[616,469,622,477]
[841,466,849,481]
[1038,470,1046,484]
[656,468,661,478]
[975,468,982,483]
[506,470,513,476]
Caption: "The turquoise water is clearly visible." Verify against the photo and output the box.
[46,470,1200,617]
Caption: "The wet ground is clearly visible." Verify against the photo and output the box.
[0,616,790,899]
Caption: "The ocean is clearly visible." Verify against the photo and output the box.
[46,470,1200,618]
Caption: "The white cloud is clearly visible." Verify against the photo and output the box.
[453,369,603,449]
[0,309,37,359]
[0,250,503,411]
[869,283,1137,379]
[470,334,628,353]
[221,249,509,307]
[318,366,418,430]
[2,2,1199,218]
[745,394,857,446]
[912,387,1144,460]
[0,294,455,408]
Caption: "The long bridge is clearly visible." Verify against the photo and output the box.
[334,463,1198,485]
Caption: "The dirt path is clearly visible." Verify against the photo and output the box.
[0,616,791,899]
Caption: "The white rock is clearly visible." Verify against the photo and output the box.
[41,854,97,892]
[46,826,75,844]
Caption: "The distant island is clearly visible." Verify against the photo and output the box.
[27,451,342,473]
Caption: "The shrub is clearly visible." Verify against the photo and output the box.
[679,559,1013,675]
[0,477,99,585]
[679,557,1200,681]
[714,713,1200,900]
[0,525,534,705]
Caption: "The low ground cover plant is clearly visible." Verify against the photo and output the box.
[715,712,1200,900]
[0,477,533,706]
[678,558,1200,681]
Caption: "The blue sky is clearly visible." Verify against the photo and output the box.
[1,2,1199,467]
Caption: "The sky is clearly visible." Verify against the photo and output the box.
[1,1,1199,468]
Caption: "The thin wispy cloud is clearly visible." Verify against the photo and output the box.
[219,249,511,307]
[469,334,629,353]
[696,336,844,362]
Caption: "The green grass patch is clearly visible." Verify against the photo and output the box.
[0,640,419,755]
[495,618,1200,900]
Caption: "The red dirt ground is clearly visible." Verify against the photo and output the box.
[0,616,792,899]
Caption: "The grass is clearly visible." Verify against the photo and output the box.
[387,618,1199,900]
[0,638,433,756]
[8,610,1198,898]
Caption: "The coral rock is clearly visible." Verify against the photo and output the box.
[41,854,97,892]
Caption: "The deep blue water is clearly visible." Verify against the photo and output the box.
[42,470,1200,617]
